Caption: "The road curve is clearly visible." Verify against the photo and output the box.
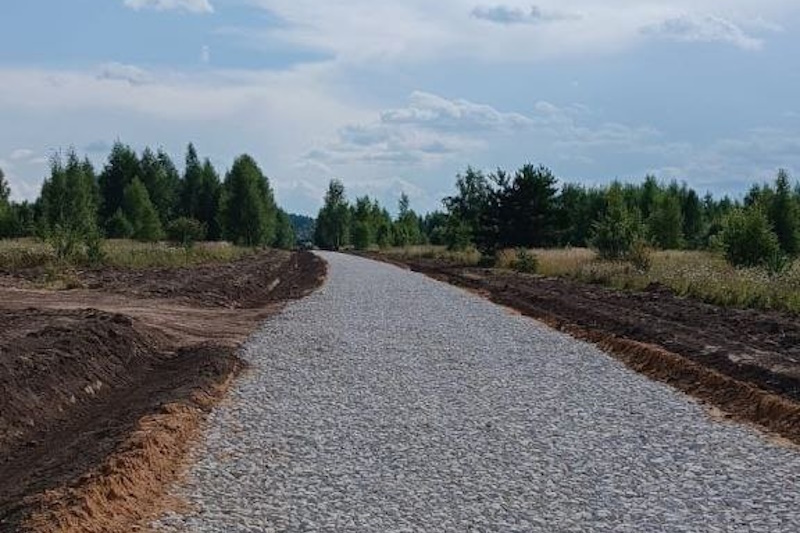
[156,252,800,532]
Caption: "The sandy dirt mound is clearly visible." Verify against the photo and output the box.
[0,250,326,532]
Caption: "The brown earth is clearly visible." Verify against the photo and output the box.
[359,253,800,445]
[0,250,326,533]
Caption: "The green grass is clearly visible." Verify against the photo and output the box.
[0,238,257,271]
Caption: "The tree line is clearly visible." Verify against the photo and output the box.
[313,164,800,270]
[313,180,427,250]
[0,142,295,258]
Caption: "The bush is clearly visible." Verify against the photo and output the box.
[512,248,539,274]
[85,231,106,266]
[106,209,133,239]
[720,208,782,268]
[628,238,653,272]
[166,217,206,248]
[591,185,641,260]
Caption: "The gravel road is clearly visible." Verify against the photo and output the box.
[155,252,800,532]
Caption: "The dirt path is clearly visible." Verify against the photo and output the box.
[0,250,326,532]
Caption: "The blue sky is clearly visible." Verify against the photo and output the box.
[1,0,800,215]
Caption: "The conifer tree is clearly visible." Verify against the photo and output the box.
[123,177,163,242]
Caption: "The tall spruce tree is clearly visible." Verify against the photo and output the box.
[98,142,140,226]
[139,147,179,225]
[648,193,684,250]
[198,159,223,240]
[123,177,163,242]
[180,143,204,219]
[221,155,275,246]
[274,209,296,249]
[770,169,800,256]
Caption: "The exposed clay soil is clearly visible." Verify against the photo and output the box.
[0,250,326,532]
[360,253,800,444]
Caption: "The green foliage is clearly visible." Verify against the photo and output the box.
[591,184,642,260]
[0,168,10,238]
[556,183,605,247]
[720,207,782,268]
[314,180,351,250]
[496,164,560,249]
[0,167,9,203]
[85,231,106,266]
[139,148,180,225]
[166,217,206,248]
[198,159,223,240]
[220,155,277,247]
[106,208,134,239]
[289,214,315,243]
[123,177,164,242]
[628,238,653,272]
[443,167,490,249]
[274,209,296,250]
[351,196,376,250]
[375,209,394,249]
[769,169,800,257]
[444,216,473,251]
[511,248,538,274]
[98,142,141,224]
[38,152,101,260]
[180,143,204,219]
[393,193,423,247]
[352,220,373,250]
[648,193,684,249]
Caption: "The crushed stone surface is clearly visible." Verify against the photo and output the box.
[155,252,800,532]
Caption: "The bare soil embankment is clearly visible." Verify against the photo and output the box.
[360,252,800,445]
[0,250,326,533]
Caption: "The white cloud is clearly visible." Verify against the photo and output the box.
[238,1,793,65]
[123,0,213,14]
[307,92,530,166]
[0,63,370,209]
[9,148,35,160]
[471,5,581,25]
[97,62,151,85]
[200,45,211,64]
[642,14,764,50]
[381,91,533,132]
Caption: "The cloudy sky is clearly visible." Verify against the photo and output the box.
[2,0,800,215]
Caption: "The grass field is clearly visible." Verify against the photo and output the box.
[381,245,800,314]
[0,238,257,271]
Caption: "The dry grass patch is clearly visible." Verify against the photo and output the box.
[0,238,257,272]
[380,245,482,266]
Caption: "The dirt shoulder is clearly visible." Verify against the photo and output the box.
[359,252,800,445]
[0,250,326,533]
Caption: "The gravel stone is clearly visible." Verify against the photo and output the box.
[154,252,800,532]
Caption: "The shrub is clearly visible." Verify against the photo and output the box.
[628,238,653,272]
[720,208,782,268]
[85,231,106,266]
[591,185,641,260]
[512,248,539,274]
[106,209,134,239]
[166,217,206,248]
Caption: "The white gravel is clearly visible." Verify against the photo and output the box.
[155,252,800,532]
